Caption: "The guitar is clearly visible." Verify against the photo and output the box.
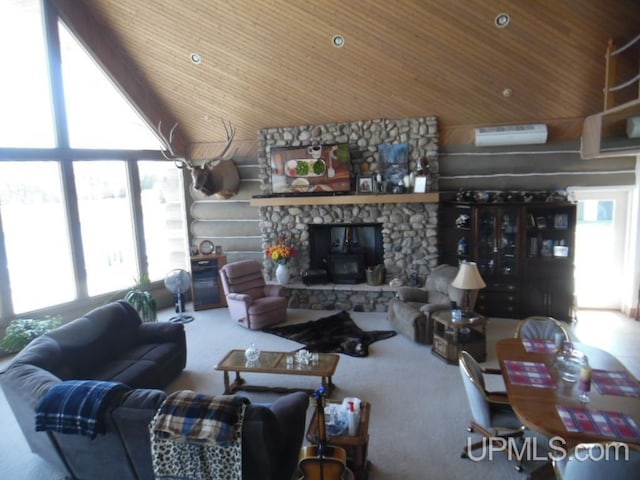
[298,387,355,480]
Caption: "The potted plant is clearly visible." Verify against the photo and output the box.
[124,275,157,322]
[0,316,63,354]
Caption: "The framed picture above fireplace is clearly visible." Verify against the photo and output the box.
[269,144,351,194]
[379,143,408,192]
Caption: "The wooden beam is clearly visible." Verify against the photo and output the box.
[48,0,189,154]
[249,192,439,207]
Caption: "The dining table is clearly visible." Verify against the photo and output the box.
[496,338,640,448]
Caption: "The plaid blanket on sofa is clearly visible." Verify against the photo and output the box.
[151,390,249,446]
[150,391,249,480]
[35,380,129,439]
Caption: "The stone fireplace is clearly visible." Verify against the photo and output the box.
[254,116,440,311]
[309,223,383,283]
[256,202,439,310]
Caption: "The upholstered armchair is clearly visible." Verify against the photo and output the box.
[388,264,465,344]
[219,260,288,329]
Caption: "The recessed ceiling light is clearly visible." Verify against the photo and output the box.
[190,52,202,65]
[495,13,510,28]
[332,35,345,48]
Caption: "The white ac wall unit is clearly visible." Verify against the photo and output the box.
[474,123,548,146]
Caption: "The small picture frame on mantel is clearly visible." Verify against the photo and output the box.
[413,176,428,193]
[356,175,375,194]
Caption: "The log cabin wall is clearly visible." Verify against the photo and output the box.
[186,126,635,280]
[188,139,263,264]
[188,116,441,287]
[439,140,636,193]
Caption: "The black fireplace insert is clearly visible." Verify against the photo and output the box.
[309,223,383,283]
[328,253,365,284]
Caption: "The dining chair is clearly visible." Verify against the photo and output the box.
[514,316,570,342]
[552,441,640,479]
[458,351,526,472]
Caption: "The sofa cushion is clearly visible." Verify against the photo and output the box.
[111,389,168,480]
[9,335,70,379]
[93,343,184,389]
[45,301,142,378]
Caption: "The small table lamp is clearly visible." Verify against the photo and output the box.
[450,262,486,317]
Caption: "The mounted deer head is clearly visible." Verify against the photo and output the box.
[157,119,240,199]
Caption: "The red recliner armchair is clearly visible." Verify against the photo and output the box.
[219,260,288,329]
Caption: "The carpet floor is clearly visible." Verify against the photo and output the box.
[0,307,556,480]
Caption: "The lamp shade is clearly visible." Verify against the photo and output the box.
[451,262,486,290]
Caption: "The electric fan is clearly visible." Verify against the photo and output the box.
[164,269,194,323]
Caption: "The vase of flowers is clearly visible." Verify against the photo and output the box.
[267,235,297,285]
[275,263,290,285]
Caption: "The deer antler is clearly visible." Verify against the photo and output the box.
[157,118,240,198]
[203,118,238,166]
[157,121,193,170]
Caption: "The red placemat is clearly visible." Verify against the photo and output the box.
[521,339,557,354]
[592,369,640,398]
[556,405,640,442]
[504,360,556,388]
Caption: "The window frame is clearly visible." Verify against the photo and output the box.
[0,0,187,321]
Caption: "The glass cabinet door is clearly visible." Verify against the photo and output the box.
[499,210,519,275]
[476,207,519,277]
[477,209,498,275]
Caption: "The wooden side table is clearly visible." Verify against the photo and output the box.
[306,400,371,480]
[431,310,487,364]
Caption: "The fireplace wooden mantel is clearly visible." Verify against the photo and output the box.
[249,192,439,207]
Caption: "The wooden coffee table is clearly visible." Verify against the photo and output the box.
[215,349,340,395]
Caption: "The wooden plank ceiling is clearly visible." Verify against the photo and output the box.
[53,0,639,148]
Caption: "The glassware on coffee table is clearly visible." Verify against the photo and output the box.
[215,349,339,394]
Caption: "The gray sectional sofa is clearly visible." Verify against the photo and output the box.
[0,300,309,480]
[0,300,187,479]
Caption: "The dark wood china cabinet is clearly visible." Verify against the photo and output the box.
[439,199,576,321]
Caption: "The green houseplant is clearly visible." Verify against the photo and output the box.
[124,275,157,323]
[0,316,63,353]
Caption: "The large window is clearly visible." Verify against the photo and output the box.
[0,0,55,148]
[74,161,138,295]
[59,21,160,150]
[139,161,189,281]
[0,162,76,312]
[0,1,188,318]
